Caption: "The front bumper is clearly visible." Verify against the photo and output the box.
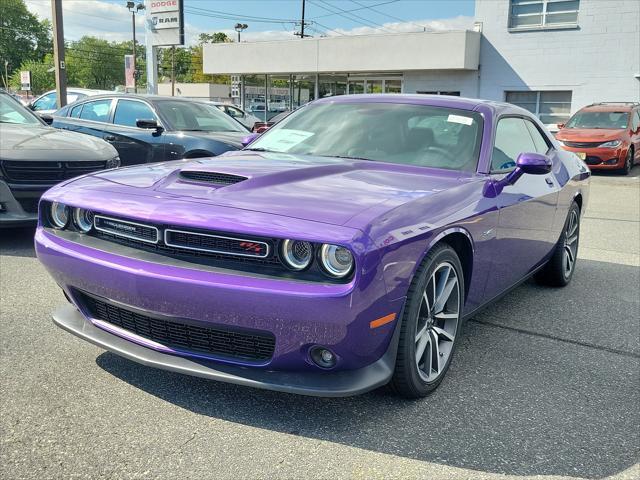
[559,146,625,170]
[36,227,403,395]
[0,180,43,226]
[52,303,396,397]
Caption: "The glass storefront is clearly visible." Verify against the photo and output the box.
[239,74,403,115]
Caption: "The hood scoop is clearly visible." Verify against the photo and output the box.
[179,171,248,186]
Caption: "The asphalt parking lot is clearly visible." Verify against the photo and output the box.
[1,170,638,480]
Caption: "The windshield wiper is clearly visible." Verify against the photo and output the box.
[244,147,271,152]
[318,154,373,161]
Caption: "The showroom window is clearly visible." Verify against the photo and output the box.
[509,0,580,30]
[505,91,572,125]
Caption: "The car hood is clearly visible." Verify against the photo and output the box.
[0,123,116,161]
[71,151,467,226]
[556,128,624,142]
[176,130,248,148]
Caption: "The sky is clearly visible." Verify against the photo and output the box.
[24,0,476,45]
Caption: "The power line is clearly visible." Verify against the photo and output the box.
[349,0,428,31]
[309,0,395,33]
[310,0,400,20]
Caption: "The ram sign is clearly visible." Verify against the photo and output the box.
[147,0,184,46]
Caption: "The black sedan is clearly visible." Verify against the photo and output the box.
[0,92,120,227]
[52,95,251,166]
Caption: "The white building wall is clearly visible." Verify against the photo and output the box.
[403,70,479,97]
[475,0,640,112]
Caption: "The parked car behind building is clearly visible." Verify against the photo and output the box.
[556,102,640,175]
[52,95,250,165]
[0,92,120,227]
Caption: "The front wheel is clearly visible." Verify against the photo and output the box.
[621,148,633,175]
[390,244,464,398]
[535,202,581,287]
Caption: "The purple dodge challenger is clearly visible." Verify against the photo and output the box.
[36,95,590,398]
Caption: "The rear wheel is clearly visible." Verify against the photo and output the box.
[390,244,464,398]
[535,202,580,287]
[621,147,633,175]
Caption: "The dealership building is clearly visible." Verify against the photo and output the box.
[202,0,639,126]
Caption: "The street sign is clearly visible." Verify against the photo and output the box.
[147,0,184,46]
[20,71,31,91]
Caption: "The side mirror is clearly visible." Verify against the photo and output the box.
[503,152,552,186]
[136,118,162,131]
[40,114,54,125]
[241,132,260,147]
[556,123,565,130]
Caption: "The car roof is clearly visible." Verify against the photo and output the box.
[579,103,638,113]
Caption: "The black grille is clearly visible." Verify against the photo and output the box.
[563,141,604,148]
[1,160,106,184]
[94,215,159,243]
[165,229,269,258]
[585,156,603,165]
[79,291,275,362]
[17,197,40,214]
[179,171,247,185]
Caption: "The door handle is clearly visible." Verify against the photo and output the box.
[545,177,554,187]
[105,135,116,141]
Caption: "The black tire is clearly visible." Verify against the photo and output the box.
[621,147,633,175]
[535,202,581,287]
[390,244,465,398]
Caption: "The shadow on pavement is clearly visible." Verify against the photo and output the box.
[96,258,640,479]
[0,227,36,258]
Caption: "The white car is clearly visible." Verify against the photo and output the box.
[28,88,111,116]
[209,102,260,130]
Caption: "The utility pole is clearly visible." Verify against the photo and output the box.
[171,46,175,96]
[294,0,312,38]
[51,0,67,108]
[127,2,145,93]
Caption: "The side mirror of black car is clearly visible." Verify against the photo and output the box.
[136,119,162,132]
[40,114,54,125]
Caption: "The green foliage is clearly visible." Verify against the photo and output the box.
[0,0,52,78]
[8,55,55,94]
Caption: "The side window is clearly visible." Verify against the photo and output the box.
[226,106,244,119]
[492,117,537,172]
[113,100,155,127]
[632,110,640,131]
[524,119,550,154]
[32,92,56,111]
[79,99,112,122]
[70,104,83,118]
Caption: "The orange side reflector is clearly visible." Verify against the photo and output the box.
[370,313,397,329]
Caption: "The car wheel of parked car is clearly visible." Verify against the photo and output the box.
[535,202,581,287]
[390,244,464,398]
[621,148,633,175]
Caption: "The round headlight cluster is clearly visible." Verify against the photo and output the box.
[73,208,94,233]
[280,239,354,278]
[319,244,354,278]
[281,239,313,271]
[50,202,70,229]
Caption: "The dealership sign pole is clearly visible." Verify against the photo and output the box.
[145,0,184,94]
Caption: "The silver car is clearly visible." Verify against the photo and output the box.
[28,88,111,116]
[209,102,260,130]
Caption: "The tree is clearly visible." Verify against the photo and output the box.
[0,0,52,77]
[9,56,55,94]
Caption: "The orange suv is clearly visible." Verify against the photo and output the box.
[556,102,640,175]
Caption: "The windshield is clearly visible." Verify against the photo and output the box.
[248,103,483,171]
[565,110,629,129]
[0,93,42,125]
[156,100,246,133]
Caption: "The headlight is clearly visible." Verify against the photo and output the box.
[319,244,354,278]
[281,239,313,271]
[50,202,70,229]
[73,208,93,233]
[106,156,121,168]
[600,140,622,148]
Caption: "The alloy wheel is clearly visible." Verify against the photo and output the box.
[414,262,460,382]
[563,209,579,278]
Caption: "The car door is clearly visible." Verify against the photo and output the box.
[101,98,166,166]
[484,116,560,300]
[53,97,114,140]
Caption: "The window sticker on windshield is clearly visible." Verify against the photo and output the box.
[257,129,314,152]
[447,114,474,126]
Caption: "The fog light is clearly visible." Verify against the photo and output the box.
[604,158,618,165]
[310,346,337,369]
